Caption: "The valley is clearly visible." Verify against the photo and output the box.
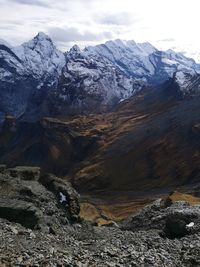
[1,74,200,216]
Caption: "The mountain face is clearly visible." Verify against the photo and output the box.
[0,33,65,120]
[84,40,199,84]
[0,33,200,120]
[48,45,143,115]
[175,71,200,95]
[1,73,200,195]
[13,32,65,81]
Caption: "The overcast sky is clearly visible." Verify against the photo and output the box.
[0,0,199,59]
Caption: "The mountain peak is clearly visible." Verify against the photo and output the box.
[105,39,127,48]
[34,32,52,42]
[70,44,81,53]
[12,31,65,79]
[67,44,82,59]
[20,32,54,51]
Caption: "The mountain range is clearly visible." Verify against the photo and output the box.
[1,32,200,197]
[0,32,200,121]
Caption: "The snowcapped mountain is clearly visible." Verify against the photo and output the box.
[0,32,200,120]
[0,33,66,119]
[84,39,200,84]
[49,44,144,115]
[13,32,65,82]
[84,39,157,79]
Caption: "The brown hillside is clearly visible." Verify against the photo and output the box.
[1,79,200,197]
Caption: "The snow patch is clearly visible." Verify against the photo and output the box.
[59,192,67,203]
[186,222,194,228]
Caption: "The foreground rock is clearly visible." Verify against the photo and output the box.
[0,165,80,231]
[0,208,200,266]
[122,197,200,238]
[1,188,200,266]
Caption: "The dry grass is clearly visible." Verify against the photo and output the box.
[80,203,101,222]
[80,191,200,226]
[169,191,200,205]
[98,201,148,221]
[80,198,153,225]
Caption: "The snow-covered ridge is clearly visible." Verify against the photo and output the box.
[1,32,200,84]
[83,39,157,79]
[1,32,200,118]
[82,39,200,83]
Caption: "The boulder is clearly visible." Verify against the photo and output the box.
[164,213,190,238]
[121,197,200,238]
[7,166,41,181]
[0,166,80,229]
[0,198,42,229]
[39,173,80,221]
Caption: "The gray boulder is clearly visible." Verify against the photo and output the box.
[0,199,42,228]
[0,165,80,229]
[121,199,200,238]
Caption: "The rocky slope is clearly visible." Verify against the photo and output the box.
[0,116,98,176]
[2,186,200,266]
[0,33,200,119]
[71,73,200,194]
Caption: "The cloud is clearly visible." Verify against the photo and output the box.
[0,0,199,60]
[0,19,25,25]
[96,12,137,26]
[48,26,113,42]
[8,0,50,7]
[158,38,175,43]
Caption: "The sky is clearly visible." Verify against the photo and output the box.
[0,0,200,60]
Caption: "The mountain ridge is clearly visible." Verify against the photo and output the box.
[0,32,200,120]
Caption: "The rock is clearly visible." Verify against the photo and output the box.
[39,173,80,221]
[16,256,23,264]
[2,167,200,266]
[103,221,119,228]
[9,226,18,235]
[0,166,80,229]
[164,213,189,238]
[29,231,36,239]
[7,166,41,181]
[0,198,42,229]
[49,225,57,235]
[0,164,7,172]
[160,195,173,208]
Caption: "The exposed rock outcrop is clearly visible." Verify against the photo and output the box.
[121,197,200,239]
[0,165,80,230]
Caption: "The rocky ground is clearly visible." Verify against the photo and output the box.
[1,166,200,266]
[2,201,200,267]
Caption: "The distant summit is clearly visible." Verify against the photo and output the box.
[0,32,200,119]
